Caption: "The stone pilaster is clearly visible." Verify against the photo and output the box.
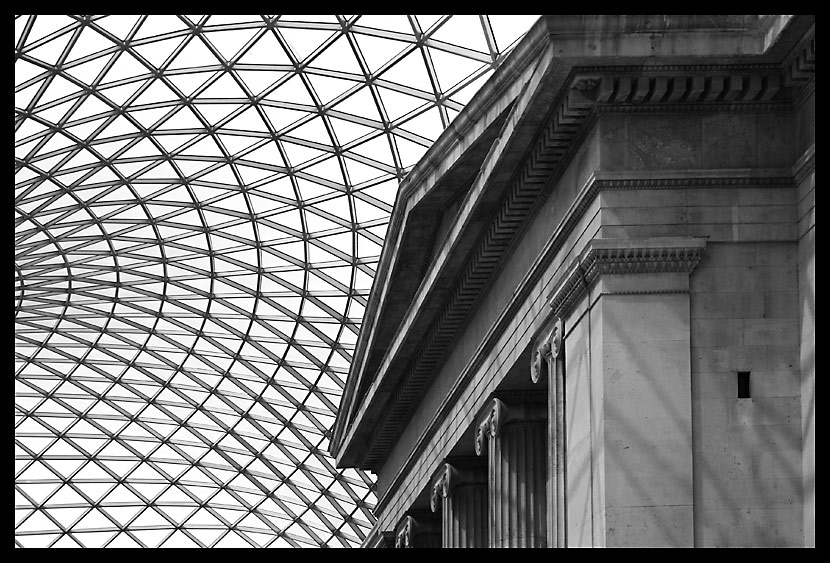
[541,237,705,547]
[430,461,488,548]
[475,397,547,547]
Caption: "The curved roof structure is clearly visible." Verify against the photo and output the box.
[14,14,538,548]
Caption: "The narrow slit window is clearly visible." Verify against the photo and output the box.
[737,371,751,398]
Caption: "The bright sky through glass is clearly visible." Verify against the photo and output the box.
[14,14,539,548]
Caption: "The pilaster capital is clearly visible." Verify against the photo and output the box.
[531,317,563,384]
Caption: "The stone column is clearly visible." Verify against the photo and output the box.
[475,397,547,547]
[531,316,567,547]
[430,461,488,548]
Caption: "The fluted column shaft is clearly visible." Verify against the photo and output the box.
[432,463,488,547]
[444,482,488,547]
[476,398,547,548]
[532,317,567,547]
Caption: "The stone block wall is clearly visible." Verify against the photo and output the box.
[553,109,807,547]
[690,242,803,546]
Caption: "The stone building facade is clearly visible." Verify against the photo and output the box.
[330,15,815,547]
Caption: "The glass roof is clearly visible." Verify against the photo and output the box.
[14,14,539,548]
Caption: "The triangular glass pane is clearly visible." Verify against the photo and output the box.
[242,140,286,169]
[278,28,336,63]
[168,36,221,71]
[222,105,271,134]
[353,33,409,74]
[235,70,287,97]
[63,54,111,84]
[356,15,415,35]
[308,34,362,76]
[236,31,294,66]
[393,133,429,168]
[399,106,444,140]
[195,72,248,101]
[165,71,215,98]
[329,85,381,123]
[426,46,485,92]
[347,131,393,163]
[489,14,539,51]
[24,15,75,47]
[96,81,144,107]
[131,36,186,68]
[375,86,427,122]
[26,30,74,68]
[281,141,327,168]
[377,47,435,92]
[260,105,305,132]
[106,532,143,547]
[306,73,359,106]
[94,15,142,42]
[203,28,260,62]
[431,14,489,53]
[133,15,189,41]
[262,74,316,108]
[287,116,330,145]
[101,52,150,86]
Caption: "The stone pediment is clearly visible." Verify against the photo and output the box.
[330,15,814,471]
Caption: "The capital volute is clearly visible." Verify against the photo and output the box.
[429,463,455,512]
[474,397,504,456]
[531,317,563,383]
[395,515,412,548]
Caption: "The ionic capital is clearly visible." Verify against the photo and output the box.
[530,317,563,384]
[430,463,455,512]
[395,515,412,548]
[474,397,504,456]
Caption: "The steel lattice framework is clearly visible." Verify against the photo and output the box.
[14,14,538,548]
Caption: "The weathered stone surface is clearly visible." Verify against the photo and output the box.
[599,115,628,170]
[699,507,803,547]
[629,115,701,170]
[606,505,693,547]
[701,114,757,168]
[757,113,796,167]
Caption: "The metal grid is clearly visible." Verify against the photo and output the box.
[14,14,539,548]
